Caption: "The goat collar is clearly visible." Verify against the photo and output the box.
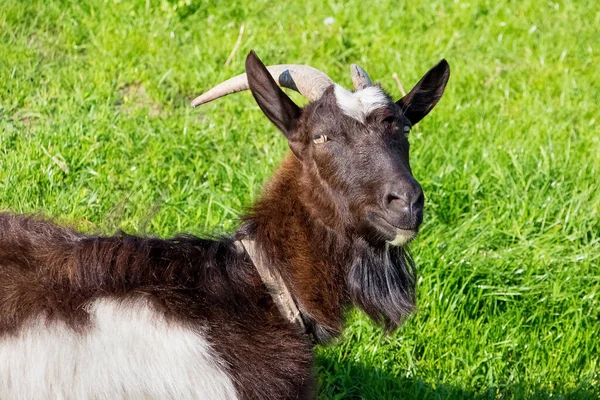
[238,239,306,331]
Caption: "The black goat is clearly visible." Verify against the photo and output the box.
[0,51,449,399]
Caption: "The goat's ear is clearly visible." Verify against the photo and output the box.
[246,51,301,140]
[396,59,450,126]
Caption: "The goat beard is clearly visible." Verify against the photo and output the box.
[347,241,417,331]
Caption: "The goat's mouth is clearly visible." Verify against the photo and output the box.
[367,213,420,247]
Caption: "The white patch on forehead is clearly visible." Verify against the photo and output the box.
[333,84,389,122]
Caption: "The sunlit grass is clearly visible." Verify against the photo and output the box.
[1,0,599,398]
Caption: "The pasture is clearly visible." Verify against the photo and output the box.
[1,0,598,398]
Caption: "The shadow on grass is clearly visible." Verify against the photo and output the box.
[316,354,598,400]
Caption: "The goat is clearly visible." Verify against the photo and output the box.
[0,50,449,399]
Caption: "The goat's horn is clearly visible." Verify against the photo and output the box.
[191,65,333,107]
[350,64,373,90]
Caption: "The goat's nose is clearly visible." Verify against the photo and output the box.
[385,183,424,216]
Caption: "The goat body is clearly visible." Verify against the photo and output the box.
[0,208,312,399]
[0,51,449,399]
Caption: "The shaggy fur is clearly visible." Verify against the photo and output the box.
[0,51,449,399]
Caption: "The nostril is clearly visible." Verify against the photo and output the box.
[386,192,402,204]
[386,189,423,215]
[386,192,410,214]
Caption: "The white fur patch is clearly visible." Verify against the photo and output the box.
[0,298,238,400]
[334,84,388,122]
[387,229,417,247]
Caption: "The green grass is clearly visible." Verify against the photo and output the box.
[1,0,599,398]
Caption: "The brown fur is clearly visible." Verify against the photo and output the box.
[0,51,449,399]
[0,211,314,399]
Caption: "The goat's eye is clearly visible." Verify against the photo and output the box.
[383,114,401,130]
[383,115,396,125]
[313,134,328,144]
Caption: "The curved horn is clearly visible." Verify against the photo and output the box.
[192,65,333,107]
[350,64,373,90]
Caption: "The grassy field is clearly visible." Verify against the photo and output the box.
[1,0,599,398]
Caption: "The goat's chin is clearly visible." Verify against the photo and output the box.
[386,229,418,247]
[348,240,417,330]
[364,212,419,248]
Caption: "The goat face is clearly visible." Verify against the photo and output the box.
[245,52,450,247]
